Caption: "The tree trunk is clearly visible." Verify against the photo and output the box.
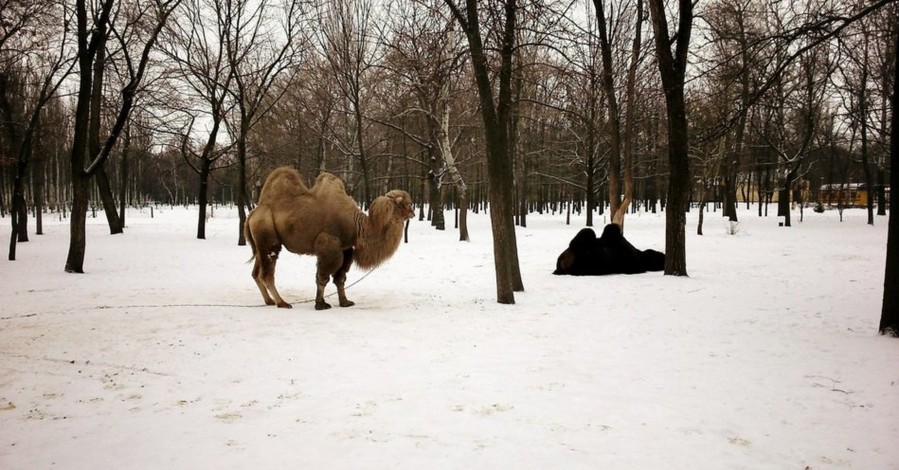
[617,0,643,230]
[236,123,248,246]
[0,71,30,257]
[428,171,445,229]
[585,131,596,227]
[95,165,123,234]
[65,0,105,274]
[87,22,123,235]
[34,155,44,235]
[427,141,445,230]
[448,0,523,303]
[593,0,623,224]
[13,161,29,243]
[353,100,371,206]
[858,34,875,226]
[118,126,129,227]
[66,172,90,273]
[510,51,526,229]
[8,166,27,260]
[458,195,469,241]
[197,156,212,239]
[697,201,705,236]
[879,28,898,336]
[778,185,791,227]
[437,103,469,241]
[648,0,692,276]
[779,164,800,227]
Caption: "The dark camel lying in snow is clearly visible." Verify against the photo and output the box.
[553,223,665,276]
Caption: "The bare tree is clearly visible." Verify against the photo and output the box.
[163,0,236,239]
[220,0,304,245]
[384,0,471,239]
[880,26,897,335]
[647,0,692,276]
[702,0,764,224]
[443,0,523,304]
[0,0,75,260]
[317,0,379,205]
[768,37,832,228]
[65,0,181,273]
[836,16,881,225]
[592,0,643,228]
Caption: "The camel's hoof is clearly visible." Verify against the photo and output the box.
[315,302,332,311]
[339,300,355,308]
[264,299,276,306]
[276,302,293,309]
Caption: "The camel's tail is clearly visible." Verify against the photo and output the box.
[245,209,258,264]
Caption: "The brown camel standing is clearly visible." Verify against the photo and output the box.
[245,167,414,309]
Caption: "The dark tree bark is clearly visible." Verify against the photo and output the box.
[66,0,178,273]
[95,166,122,233]
[235,120,249,245]
[592,0,623,222]
[0,1,51,253]
[858,31,875,226]
[619,0,643,230]
[165,0,234,240]
[118,125,129,227]
[428,145,446,230]
[445,0,523,304]
[0,72,29,258]
[197,156,212,239]
[183,106,228,241]
[879,27,898,336]
[718,1,753,223]
[34,152,44,235]
[87,30,123,235]
[66,0,111,273]
[647,0,692,276]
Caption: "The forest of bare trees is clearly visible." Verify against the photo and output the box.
[0,0,896,318]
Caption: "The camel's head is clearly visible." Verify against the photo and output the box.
[385,190,415,220]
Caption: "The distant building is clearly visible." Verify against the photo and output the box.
[818,183,890,207]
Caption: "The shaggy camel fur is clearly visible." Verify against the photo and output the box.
[245,167,414,309]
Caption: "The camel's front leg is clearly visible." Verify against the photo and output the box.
[314,236,344,310]
[333,248,355,308]
[314,270,332,310]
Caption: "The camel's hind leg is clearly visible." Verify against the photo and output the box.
[247,207,292,308]
[255,247,292,308]
[251,254,276,306]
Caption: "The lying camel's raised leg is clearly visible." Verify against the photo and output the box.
[333,247,355,308]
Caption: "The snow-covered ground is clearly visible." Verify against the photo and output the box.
[1,204,896,469]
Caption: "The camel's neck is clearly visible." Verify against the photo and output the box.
[353,210,403,270]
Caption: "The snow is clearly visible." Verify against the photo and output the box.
[1,204,896,469]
